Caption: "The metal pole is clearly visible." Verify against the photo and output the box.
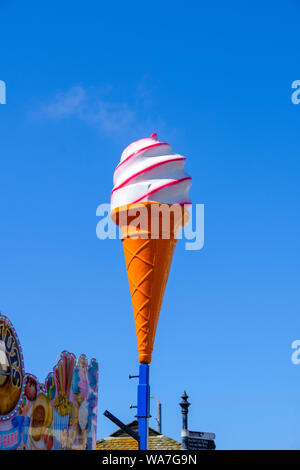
[137,364,150,450]
[103,410,140,442]
[179,391,190,450]
[150,395,162,433]
[157,401,162,434]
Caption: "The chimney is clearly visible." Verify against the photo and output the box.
[179,391,190,450]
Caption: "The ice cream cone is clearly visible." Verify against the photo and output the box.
[111,202,189,364]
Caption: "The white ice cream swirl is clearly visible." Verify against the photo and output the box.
[111,133,192,211]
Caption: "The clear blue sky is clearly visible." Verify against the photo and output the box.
[1,0,300,450]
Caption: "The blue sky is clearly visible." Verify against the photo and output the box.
[1,0,300,449]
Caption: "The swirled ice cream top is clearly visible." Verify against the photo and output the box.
[111,133,192,211]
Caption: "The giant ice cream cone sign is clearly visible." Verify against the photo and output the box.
[111,134,192,364]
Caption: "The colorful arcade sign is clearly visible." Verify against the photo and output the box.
[0,314,99,450]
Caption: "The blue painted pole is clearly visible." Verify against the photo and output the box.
[137,364,150,450]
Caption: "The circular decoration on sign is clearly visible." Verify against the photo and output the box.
[25,376,37,401]
[0,315,25,417]
[30,393,53,442]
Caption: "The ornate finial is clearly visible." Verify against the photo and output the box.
[179,391,191,412]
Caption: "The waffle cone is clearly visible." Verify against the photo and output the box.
[111,202,189,364]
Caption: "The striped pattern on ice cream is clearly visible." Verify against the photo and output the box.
[111,133,192,211]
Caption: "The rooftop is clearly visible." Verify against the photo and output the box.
[97,420,182,451]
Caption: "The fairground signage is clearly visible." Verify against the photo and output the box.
[0,316,25,419]
[0,314,99,450]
